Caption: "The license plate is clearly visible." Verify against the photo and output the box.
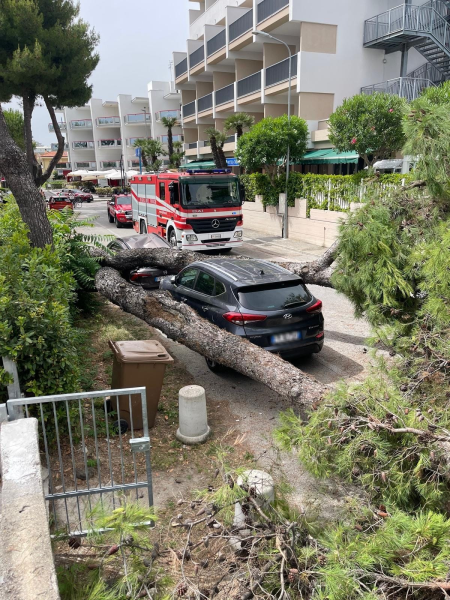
[271,331,301,345]
[211,233,221,239]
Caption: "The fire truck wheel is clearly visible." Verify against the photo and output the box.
[169,229,178,248]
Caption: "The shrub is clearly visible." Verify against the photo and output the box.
[96,187,113,197]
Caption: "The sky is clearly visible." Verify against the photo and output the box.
[7,0,190,146]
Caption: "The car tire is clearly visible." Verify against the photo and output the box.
[108,211,114,223]
[169,229,178,248]
[115,217,123,229]
[205,357,226,373]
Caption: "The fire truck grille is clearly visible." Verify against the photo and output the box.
[186,217,238,234]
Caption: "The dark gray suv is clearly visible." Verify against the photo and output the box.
[161,259,324,371]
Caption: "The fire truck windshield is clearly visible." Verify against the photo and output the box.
[181,180,240,208]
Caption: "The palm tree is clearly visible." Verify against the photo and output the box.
[133,138,164,171]
[205,127,227,169]
[161,116,178,161]
[224,112,255,139]
[171,140,185,169]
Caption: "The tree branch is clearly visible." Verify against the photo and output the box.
[37,96,65,186]
[22,93,40,180]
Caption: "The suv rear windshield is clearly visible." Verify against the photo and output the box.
[237,281,311,311]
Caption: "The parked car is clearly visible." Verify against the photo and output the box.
[161,259,324,370]
[48,193,74,211]
[107,194,132,228]
[107,233,178,289]
[64,189,94,202]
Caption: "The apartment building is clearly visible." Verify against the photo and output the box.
[50,87,183,175]
[173,0,446,173]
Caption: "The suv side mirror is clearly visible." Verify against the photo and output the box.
[170,275,177,285]
[169,182,179,205]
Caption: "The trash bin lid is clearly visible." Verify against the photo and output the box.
[111,340,173,364]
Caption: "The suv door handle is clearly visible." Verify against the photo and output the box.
[201,306,209,312]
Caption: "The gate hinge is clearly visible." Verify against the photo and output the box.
[130,437,151,453]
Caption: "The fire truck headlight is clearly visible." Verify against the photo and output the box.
[186,234,198,241]
[233,231,243,238]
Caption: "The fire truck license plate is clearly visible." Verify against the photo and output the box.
[211,234,221,239]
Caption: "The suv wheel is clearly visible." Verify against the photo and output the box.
[169,229,178,248]
[108,211,114,223]
[205,357,225,373]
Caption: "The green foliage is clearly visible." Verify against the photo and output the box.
[3,108,25,150]
[95,187,113,197]
[223,112,255,138]
[170,140,184,169]
[420,79,450,105]
[329,93,406,167]
[133,138,164,170]
[236,115,308,180]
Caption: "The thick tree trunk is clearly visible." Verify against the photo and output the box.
[22,93,41,182]
[209,137,221,169]
[167,126,173,161]
[36,97,65,187]
[277,240,338,287]
[0,105,53,248]
[217,142,227,169]
[95,267,327,406]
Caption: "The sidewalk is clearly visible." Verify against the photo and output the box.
[240,228,326,263]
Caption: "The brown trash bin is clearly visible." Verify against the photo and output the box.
[109,340,173,430]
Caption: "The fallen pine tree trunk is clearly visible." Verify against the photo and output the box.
[95,267,327,406]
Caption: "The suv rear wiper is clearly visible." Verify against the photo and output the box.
[284,301,307,308]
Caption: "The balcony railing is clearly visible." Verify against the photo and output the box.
[70,120,93,129]
[408,62,445,84]
[72,141,95,150]
[237,72,262,97]
[182,101,196,118]
[224,135,236,144]
[361,77,435,102]
[98,139,122,148]
[56,163,70,169]
[160,135,184,143]
[96,116,120,126]
[75,162,97,169]
[215,83,235,106]
[48,122,67,132]
[202,140,211,147]
[101,161,120,169]
[175,58,188,78]
[128,160,140,168]
[51,143,69,151]
[124,113,152,124]
[207,30,226,56]
[197,93,213,113]
[265,55,297,87]
[190,45,205,69]
[187,142,198,149]
[257,0,289,24]
[155,110,181,121]
[229,9,253,42]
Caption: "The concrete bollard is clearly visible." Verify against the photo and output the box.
[234,469,275,529]
[176,385,210,445]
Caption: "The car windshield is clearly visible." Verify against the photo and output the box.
[116,195,132,203]
[237,281,311,311]
[181,180,240,208]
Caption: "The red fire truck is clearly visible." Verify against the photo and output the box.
[130,169,244,251]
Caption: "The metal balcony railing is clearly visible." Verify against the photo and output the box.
[190,46,205,69]
[224,135,236,144]
[175,58,188,78]
[75,162,96,169]
[207,30,226,56]
[182,101,196,118]
[408,61,446,83]
[197,93,213,113]
[229,9,253,42]
[124,113,151,124]
[265,55,297,87]
[155,110,181,121]
[215,83,235,106]
[361,77,435,101]
[48,122,66,132]
[98,139,122,147]
[101,161,120,169]
[72,141,95,150]
[51,143,69,151]
[237,72,262,97]
[187,142,198,149]
[96,116,120,126]
[70,120,93,129]
[257,0,289,24]
[160,135,184,143]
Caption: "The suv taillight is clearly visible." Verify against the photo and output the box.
[130,273,153,281]
[223,312,267,326]
[306,300,322,314]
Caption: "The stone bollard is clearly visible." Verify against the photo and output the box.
[176,385,210,445]
[234,469,275,530]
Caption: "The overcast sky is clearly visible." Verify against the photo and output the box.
[7,0,190,146]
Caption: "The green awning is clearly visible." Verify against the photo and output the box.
[298,149,359,165]
[181,160,216,169]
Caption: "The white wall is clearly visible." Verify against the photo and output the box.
[90,99,121,171]
[64,106,97,170]
[117,95,152,170]
[189,0,249,40]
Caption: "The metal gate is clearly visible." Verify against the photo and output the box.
[7,387,154,536]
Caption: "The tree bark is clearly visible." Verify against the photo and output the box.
[0,105,53,248]
[276,240,339,287]
[209,136,221,169]
[217,141,227,169]
[36,97,66,187]
[95,267,327,406]
[22,93,41,181]
[167,125,173,161]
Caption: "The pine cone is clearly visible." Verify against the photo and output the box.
[177,582,188,597]
[288,568,298,583]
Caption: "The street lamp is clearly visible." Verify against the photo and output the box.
[253,30,292,239]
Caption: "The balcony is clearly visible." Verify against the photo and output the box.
[51,143,69,151]
[128,160,141,169]
[182,101,196,119]
[126,137,150,147]
[175,58,188,79]
[190,45,205,69]
[72,141,95,150]
[160,134,184,143]
[98,139,122,148]
[215,83,235,107]
[197,93,213,113]
[229,10,253,42]
[310,120,330,143]
[96,116,120,127]
[185,142,198,157]
[124,113,152,125]
[361,77,435,102]
[70,119,93,129]
[207,30,226,57]
[56,162,70,169]
[155,110,181,122]
[266,55,297,87]
[101,161,120,169]
[237,72,262,98]
[48,122,66,132]
[257,0,289,24]
[187,142,198,149]
[75,162,97,170]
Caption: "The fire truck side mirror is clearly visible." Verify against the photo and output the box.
[239,182,246,205]
[169,182,179,205]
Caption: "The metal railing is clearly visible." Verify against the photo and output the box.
[361,77,435,101]
[124,113,151,124]
[49,122,67,132]
[7,387,153,536]
[72,141,95,149]
[229,9,253,41]
[96,116,120,126]
[408,61,445,83]
[101,161,120,169]
[224,134,236,144]
[155,110,180,121]
[75,162,97,169]
[182,101,196,118]
[265,55,297,87]
[237,71,262,97]
[98,139,122,147]
[70,120,93,129]
[187,142,198,149]
[215,83,235,106]
[257,0,289,24]
[197,93,213,112]
[190,45,205,68]
[175,57,188,78]
[51,143,69,151]
[207,29,226,56]
[160,134,184,143]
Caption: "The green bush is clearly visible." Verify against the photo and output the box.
[96,187,113,197]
